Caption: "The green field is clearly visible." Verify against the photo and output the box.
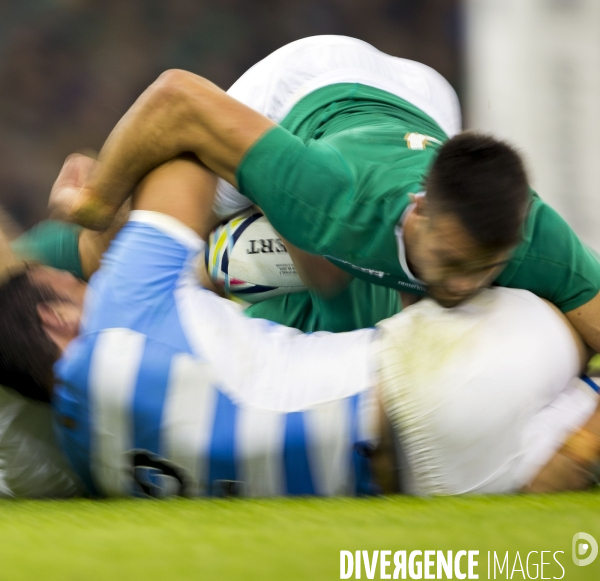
[0,492,598,580]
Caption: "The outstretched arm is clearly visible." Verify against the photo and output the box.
[68,70,275,230]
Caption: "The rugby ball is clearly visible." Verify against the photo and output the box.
[205,208,306,303]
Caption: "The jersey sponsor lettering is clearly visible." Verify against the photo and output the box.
[326,256,388,279]
[326,256,426,292]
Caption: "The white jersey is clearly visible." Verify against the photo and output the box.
[0,387,83,497]
[377,289,599,495]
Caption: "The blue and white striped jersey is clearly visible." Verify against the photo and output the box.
[53,212,378,498]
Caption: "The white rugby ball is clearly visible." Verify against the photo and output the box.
[205,208,306,303]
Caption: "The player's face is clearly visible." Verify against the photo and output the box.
[412,212,512,308]
[29,266,87,309]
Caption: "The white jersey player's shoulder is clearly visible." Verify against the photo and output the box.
[376,287,588,495]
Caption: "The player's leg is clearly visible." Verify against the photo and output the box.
[225,35,460,135]
[520,377,599,493]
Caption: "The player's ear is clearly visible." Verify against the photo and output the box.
[406,195,429,236]
[411,194,428,217]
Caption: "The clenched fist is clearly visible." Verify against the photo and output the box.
[48,153,97,220]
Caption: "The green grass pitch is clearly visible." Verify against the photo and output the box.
[0,492,598,580]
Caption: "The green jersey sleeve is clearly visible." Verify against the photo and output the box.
[236,85,443,292]
[237,125,419,276]
[237,125,356,258]
[496,196,600,312]
[11,220,84,279]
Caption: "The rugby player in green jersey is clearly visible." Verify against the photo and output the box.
[57,36,600,351]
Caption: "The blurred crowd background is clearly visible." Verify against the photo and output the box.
[1,0,598,250]
[0,0,461,232]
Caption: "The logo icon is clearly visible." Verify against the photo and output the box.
[572,532,598,567]
[404,133,442,150]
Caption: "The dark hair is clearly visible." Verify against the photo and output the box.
[426,133,530,250]
[0,269,60,402]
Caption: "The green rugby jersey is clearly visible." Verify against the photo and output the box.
[245,278,400,333]
[237,83,600,312]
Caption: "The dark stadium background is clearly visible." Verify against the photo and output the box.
[0,0,462,231]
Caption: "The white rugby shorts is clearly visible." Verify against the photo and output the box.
[0,387,84,497]
[215,35,462,218]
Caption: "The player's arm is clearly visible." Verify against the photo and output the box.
[12,154,129,280]
[63,70,274,230]
[523,403,600,493]
[566,294,600,354]
[78,203,130,278]
[504,200,600,353]
[522,302,598,493]
[538,258,600,494]
[53,152,221,278]
[12,212,128,281]
[15,153,220,286]
[63,70,367,266]
[542,207,600,353]
[131,155,217,234]
[45,152,128,279]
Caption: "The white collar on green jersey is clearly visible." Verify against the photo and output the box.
[395,192,426,287]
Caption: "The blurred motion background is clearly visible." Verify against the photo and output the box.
[466,0,600,250]
[0,0,462,232]
[0,0,597,250]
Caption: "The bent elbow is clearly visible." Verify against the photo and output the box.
[148,69,208,112]
[156,69,193,90]
[151,69,192,102]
